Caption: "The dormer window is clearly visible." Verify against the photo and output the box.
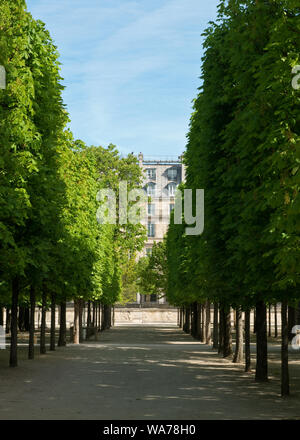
[146,182,156,196]
[167,168,177,180]
[167,182,177,197]
[147,168,156,180]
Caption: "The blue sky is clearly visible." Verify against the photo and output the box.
[26,0,220,157]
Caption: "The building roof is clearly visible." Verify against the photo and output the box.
[138,153,182,165]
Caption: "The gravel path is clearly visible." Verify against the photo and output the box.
[0,325,299,420]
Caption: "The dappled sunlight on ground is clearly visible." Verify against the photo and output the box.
[0,325,299,420]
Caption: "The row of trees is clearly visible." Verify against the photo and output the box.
[144,0,299,397]
[0,0,145,366]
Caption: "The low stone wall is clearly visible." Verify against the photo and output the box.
[113,307,178,325]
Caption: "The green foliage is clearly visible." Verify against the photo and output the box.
[137,241,168,298]
[59,142,146,306]
[0,1,146,313]
[166,0,300,309]
[119,254,140,305]
[0,0,39,278]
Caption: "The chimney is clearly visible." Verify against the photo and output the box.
[138,152,143,166]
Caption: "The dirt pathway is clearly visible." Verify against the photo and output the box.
[0,325,299,420]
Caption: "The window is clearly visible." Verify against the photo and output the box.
[146,182,156,196]
[146,248,152,257]
[167,168,177,180]
[168,182,177,197]
[148,203,155,216]
[169,204,175,214]
[148,223,155,237]
[150,294,157,302]
[147,168,156,180]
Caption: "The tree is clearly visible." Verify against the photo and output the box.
[137,241,168,300]
[166,0,300,395]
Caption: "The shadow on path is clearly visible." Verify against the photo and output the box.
[0,325,299,420]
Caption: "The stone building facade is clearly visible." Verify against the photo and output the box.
[136,153,185,304]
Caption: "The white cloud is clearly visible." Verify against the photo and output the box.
[27,0,219,154]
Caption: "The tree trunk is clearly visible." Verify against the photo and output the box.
[288,306,297,341]
[105,303,109,330]
[99,303,102,331]
[73,299,80,344]
[233,307,243,363]
[99,303,102,330]
[93,303,98,340]
[212,303,219,349]
[18,306,25,332]
[253,308,256,334]
[0,307,3,326]
[196,303,202,341]
[245,308,251,372]
[9,277,19,367]
[50,293,56,351]
[179,307,182,328]
[19,307,29,332]
[101,304,104,331]
[108,305,112,329]
[183,307,190,334]
[223,307,232,358]
[87,300,93,338]
[190,304,194,336]
[201,304,205,342]
[58,301,66,347]
[190,303,195,337]
[95,302,98,330]
[205,301,211,345]
[99,302,101,329]
[268,305,272,337]
[186,306,189,333]
[40,288,47,355]
[191,302,197,338]
[87,301,91,329]
[181,307,185,332]
[24,307,30,332]
[281,299,289,397]
[255,300,268,382]
[5,308,11,334]
[103,304,109,330]
[92,301,96,327]
[218,306,224,354]
[196,303,199,338]
[108,305,112,328]
[28,286,35,360]
[79,300,83,342]
[196,304,200,340]
[274,303,278,338]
